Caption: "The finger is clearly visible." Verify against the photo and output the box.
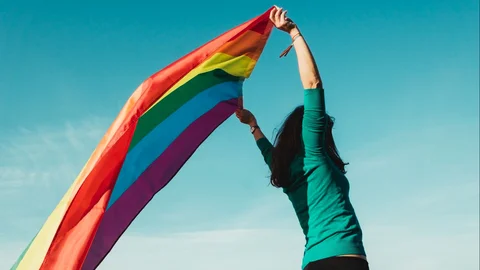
[272,5,280,15]
[275,7,282,22]
[269,8,276,23]
[272,8,279,23]
[280,10,287,24]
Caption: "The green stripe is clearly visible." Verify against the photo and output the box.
[129,69,240,151]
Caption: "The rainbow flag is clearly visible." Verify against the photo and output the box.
[12,8,273,270]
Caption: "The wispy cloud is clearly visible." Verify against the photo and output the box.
[98,229,304,270]
[0,117,109,252]
[0,116,108,192]
[364,224,479,270]
[0,117,478,270]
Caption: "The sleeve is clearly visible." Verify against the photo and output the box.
[256,137,273,170]
[302,88,327,159]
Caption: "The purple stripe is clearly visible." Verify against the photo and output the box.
[82,99,238,270]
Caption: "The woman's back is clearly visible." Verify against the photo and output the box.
[285,153,365,269]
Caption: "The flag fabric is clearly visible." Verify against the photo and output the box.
[12,7,273,270]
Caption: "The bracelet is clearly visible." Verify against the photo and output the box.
[291,32,302,42]
[279,33,302,58]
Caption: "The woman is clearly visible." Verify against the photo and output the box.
[235,7,369,270]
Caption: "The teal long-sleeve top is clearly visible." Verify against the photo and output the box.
[256,88,366,269]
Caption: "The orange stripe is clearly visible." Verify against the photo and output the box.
[32,9,273,270]
[217,29,265,59]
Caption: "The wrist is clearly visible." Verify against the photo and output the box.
[279,27,302,58]
[288,27,300,37]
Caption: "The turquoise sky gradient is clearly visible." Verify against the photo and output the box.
[1,1,478,269]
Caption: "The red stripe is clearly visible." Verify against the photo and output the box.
[37,8,273,269]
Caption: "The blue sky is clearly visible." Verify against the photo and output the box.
[0,0,478,269]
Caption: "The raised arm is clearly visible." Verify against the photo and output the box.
[235,106,273,169]
[271,7,327,159]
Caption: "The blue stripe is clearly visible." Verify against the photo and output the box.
[107,81,243,208]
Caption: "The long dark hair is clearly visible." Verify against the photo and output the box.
[270,105,348,188]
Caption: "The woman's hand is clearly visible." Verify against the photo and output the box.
[269,6,297,34]
[235,109,257,127]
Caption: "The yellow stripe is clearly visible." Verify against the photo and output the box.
[143,53,255,115]
[16,159,94,269]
